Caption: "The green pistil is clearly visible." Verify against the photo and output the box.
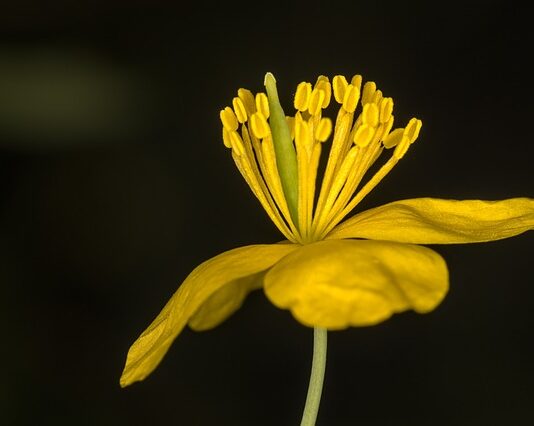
[264,72,299,227]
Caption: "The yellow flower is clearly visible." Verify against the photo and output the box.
[120,73,534,387]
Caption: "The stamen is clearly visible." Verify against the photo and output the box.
[309,88,325,116]
[232,97,248,123]
[220,107,238,131]
[362,103,379,127]
[228,130,245,156]
[256,92,270,118]
[405,118,422,143]
[353,124,375,148]
[221,73,421,244]
[250,112,270,139]
[342,84,360,113]
[379,98,393,123]
[361,81,377,105]
[332,75,348,104]
[315,118,332,142]
[314,76,332,108]
[383,128,404,148]
[238,88,256,115]
[350,74,362,90]
[294,82,312,112]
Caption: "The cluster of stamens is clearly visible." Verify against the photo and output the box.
[220,74,422,244]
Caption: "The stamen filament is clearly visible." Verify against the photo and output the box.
[231,152,296,242]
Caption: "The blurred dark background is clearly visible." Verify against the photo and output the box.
[1,1,533,425]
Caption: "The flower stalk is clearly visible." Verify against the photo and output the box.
[300,327,327,426]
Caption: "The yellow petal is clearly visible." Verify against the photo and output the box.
[188,271,263,331]
[328,198,534,244]
[264,240,448,329]
[120,243,297,387]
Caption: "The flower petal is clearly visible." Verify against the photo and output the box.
[264,240,448,329]
[188,271,263,331]
[120,243,297,387]
[327,198,534,244]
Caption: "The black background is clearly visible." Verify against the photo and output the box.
[1,1,533,425]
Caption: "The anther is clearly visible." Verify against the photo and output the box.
[315,76,332,108]
[353,124,376,148]
[405,118,422,143]
[238,88,256,115]
[220,107,238,131]
[308,88,325,116]
[232,97,248,123]
[255,93,270,119]
[315,117,332,142]
[342,84,360,113]
[222,128,232,148]
[361,81,377,105]
[350,74,363,91]
[333,75,349,104]
[250,112,270,139]
[371,89,383,105]
[382,127,404,148]
[294,82,312,111]
[379,98,393,123]
[393,134,411,159]
[362,103,379,127]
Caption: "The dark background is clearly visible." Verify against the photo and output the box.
[1,1,533,425]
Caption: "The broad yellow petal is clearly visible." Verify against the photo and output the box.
[120,243,297,387]
[188,271,264,331]
[264,240,448,329]
[327,198,534,244]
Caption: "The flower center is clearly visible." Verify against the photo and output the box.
[220,73,422,244]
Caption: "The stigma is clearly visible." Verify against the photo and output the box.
[220,73,422,244]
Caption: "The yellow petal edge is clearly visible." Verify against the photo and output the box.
[120,243,297,387]
[264,240,449,329]
[328,198,534,244]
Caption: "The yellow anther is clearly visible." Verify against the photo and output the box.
[333,75,349,104]
[294,82,312,111]
[238,88,256,115]
[361,81,377,105]
[362,103,379,127]
[353,124,376,148]
[405,118,422,143]
[232,97,248,124]
[379,97,394,123]
[393,134,411,159]
[315,117,332,142]
[383,127,404,149]
[229,130,245,156]
[255,92,270,118]
[350,74,363,91]
[250,112,270,139]
[342,84,360,113]
[220,107,238,131]
[371,89,383,105]
[286,116,295,140]
[315,76,332,108]
[295,115,310,148]
[308,88,325,116]
[222,127,232,148]
[381,115,395,140]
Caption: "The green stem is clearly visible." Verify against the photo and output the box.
[300,328,328,426]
